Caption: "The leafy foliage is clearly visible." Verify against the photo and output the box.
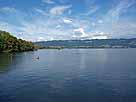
[0,30,35,52]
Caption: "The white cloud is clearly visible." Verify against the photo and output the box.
[82,6,99,16]
[104,0,135,24]
[38,37,45,41]
[91,35,108,39]
[49,5,72,15]
[98,20,103,24]
[91,22,96,26]
[63,18,72,24]
[56,25,61,29]
[36,36,51,41]
[91,0,136,38]
[0,7,17,13]
[73,28,108,40]
[74,27,86,37]
[0,21,18,35]
[42,0,55,4]
[35,8,48,16]
[1,0,136,41]
[110,22,136,37]
[15,16,75,41]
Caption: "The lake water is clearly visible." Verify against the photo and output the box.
[0,49,136,102]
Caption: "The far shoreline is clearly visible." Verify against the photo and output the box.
[1,47,136,54]
[38,47,136,50]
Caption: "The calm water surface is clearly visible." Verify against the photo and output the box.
[0,49,136,102]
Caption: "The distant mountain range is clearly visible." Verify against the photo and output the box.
[34,39,136,49]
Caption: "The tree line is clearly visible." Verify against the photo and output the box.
[0,30,35,52]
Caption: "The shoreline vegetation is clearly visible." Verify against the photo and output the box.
[0,30,38,53]
[1,30,136,53]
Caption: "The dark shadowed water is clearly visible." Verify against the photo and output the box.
[0,49,136,102]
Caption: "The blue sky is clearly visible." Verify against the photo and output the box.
[0,0,136,41]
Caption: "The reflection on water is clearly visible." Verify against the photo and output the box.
[0,53,13,72]
[0,51,35,73]
[0,49,136,102]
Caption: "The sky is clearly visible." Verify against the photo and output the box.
[0,0,136,41]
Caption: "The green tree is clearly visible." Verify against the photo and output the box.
[0,30,35,52]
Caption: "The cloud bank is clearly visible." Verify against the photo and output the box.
[0,0,136,41]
